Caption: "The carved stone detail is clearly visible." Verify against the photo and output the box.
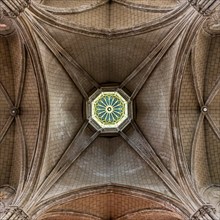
[188,0,220,16]
[191,205,218,220]
[203,8,220,34]
[2,207,29,220]
[203,186,220,218]
[10,107,20,117]
[0,186,15,218]
[0,0,30,18]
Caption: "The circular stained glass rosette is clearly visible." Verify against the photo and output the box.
[92,92,128,128]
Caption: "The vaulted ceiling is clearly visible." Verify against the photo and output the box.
[0,0,220,219]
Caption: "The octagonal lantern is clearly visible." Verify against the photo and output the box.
[87,88,132,133]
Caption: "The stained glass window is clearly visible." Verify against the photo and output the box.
[91,92,128,129]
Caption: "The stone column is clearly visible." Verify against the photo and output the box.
[203,206,219,220]
[191,205,219,220]
[1,207,29,220]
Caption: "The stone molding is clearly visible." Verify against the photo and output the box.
[2,207,29,220]
[0,186,15,218]
[188,0,220,16]
[0,0,30,18]
[191,205,218,220]
[203,186,220,218]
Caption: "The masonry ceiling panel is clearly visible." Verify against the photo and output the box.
[0,0,220,219]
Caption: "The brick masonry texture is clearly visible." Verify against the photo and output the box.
[58,3,163,30]
[194,29,211,98]
[0,36,15,103]
[20,53,41,172]
[1,0,220,219]
[0,35,14,134]
[121,0,178,7]
[41,0,102,8]
[8,32,23,101]
[135,38,181,177]
[0,35,15,186]
[37,36,84,186]
[40,0,179,8]
[204,36,220,101]
[42,192,178,220]
[209,91,220,130]
[0,124,15,185]
[44,136,175,200]
[179,58,200,169]
[205,120,220,184]
[195,33,220,186]
[43,23,173,85]
[193,122,211,190]
[9,123,22,189]
[0,88,9,132]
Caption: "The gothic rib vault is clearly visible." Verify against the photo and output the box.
[0,0,220,219]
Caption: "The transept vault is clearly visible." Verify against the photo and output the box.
[0,0,220,219]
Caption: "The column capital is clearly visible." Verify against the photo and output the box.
[191,205,218,220]
[0,0,30,18]
[188,0,220,16]
[2,206,29,220]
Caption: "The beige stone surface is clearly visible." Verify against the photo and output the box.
[0,0,220,219]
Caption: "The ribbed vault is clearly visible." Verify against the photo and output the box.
[0,0,220,219]
[36,186,186,220]
[178,22,220,217]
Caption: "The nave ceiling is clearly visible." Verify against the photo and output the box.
[0,0,220,219]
